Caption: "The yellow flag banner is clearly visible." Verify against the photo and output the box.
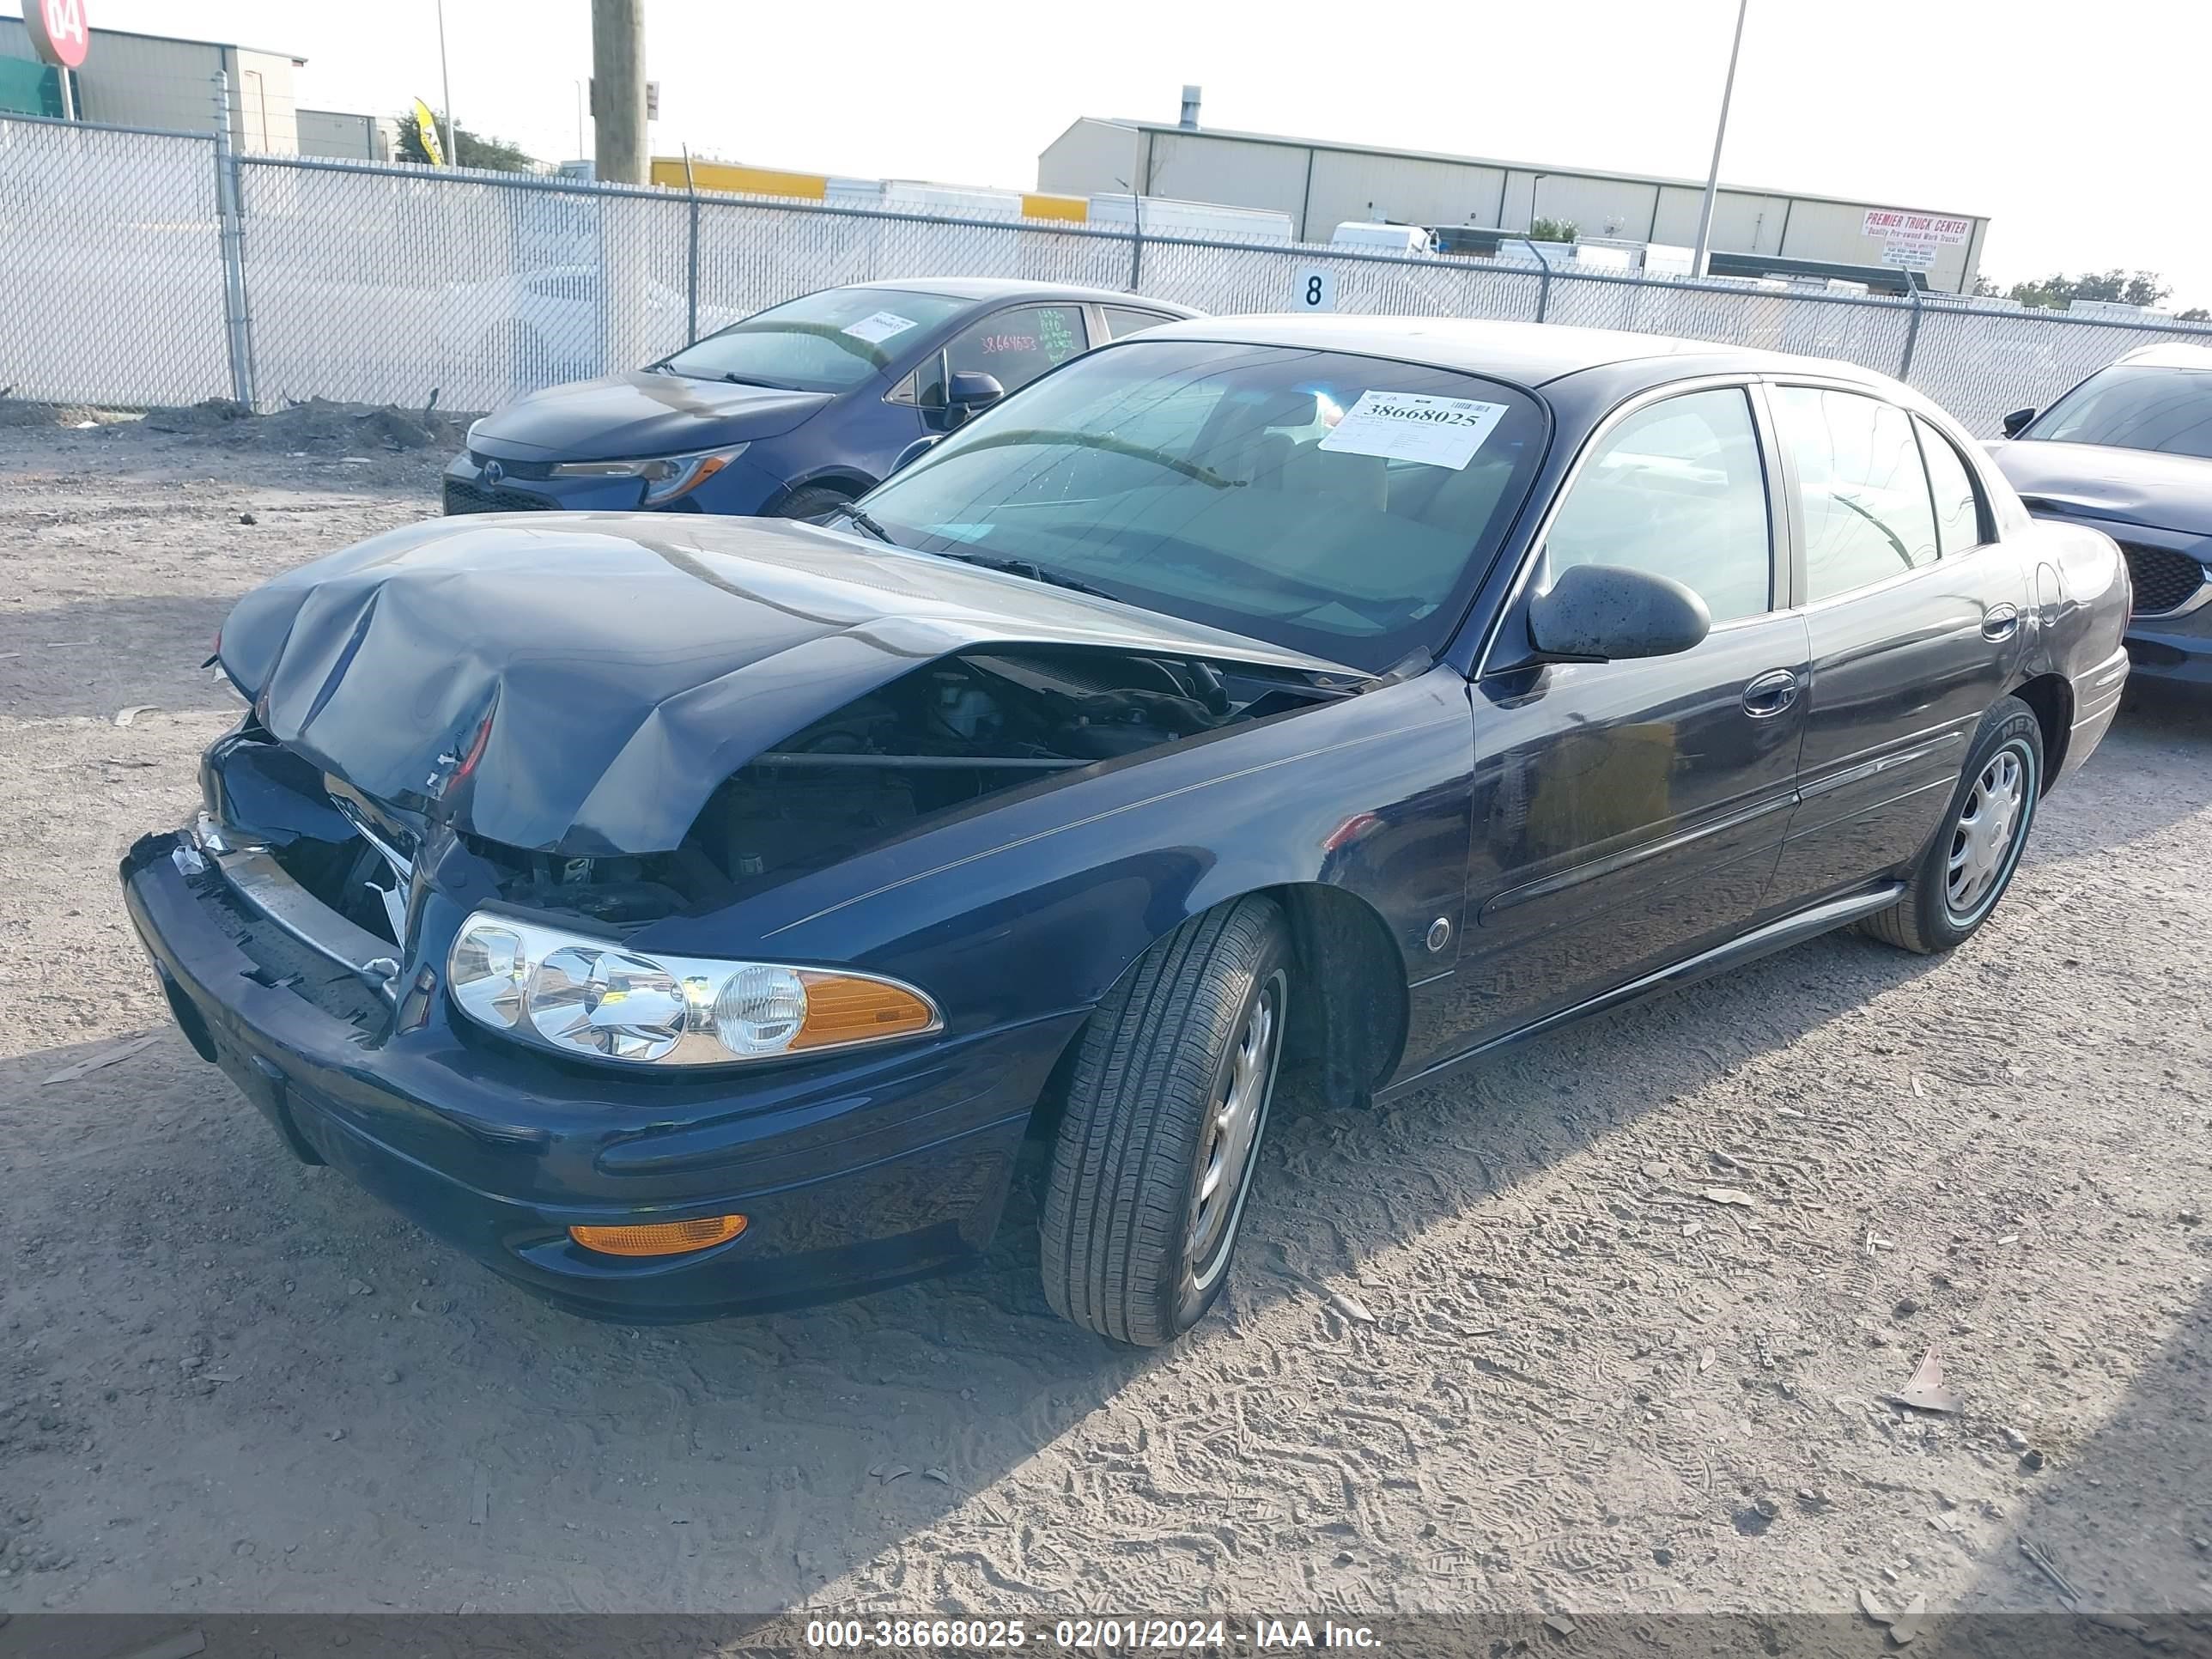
[412,98,445,166]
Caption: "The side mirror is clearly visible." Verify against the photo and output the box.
[2001,407,2037,438]
[890,434,942,474]
[945,370,1005,428]
[1528,562,1711,663]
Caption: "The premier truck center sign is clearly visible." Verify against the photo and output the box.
[1863,209,1972,270]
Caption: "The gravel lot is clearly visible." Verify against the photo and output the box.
[2,410,2209,1641]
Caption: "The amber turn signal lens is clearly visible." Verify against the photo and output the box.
[789,970,939,1050]
[569,1214,747,1257]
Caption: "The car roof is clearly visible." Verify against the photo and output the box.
[851,276,1200,314]
[2117,341,2212,371]
[1123,313,1898,393]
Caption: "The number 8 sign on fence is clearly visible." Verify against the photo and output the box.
[1296,268,1336,313]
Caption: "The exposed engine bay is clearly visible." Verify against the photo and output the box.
[689,647,1332,902]
[222,647,1342,935]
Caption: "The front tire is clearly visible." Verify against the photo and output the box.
[773,483,854,522]
[1863,696,2043,955]
[1041,897,1291,1346]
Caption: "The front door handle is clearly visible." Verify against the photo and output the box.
[1982,604,2021,641]
[1741,668,1800,719]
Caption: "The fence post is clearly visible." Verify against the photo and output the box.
[1532,240,1553,324]
[682,144,700,345]
[210,73,258,408]
[1128,191,1144,294]
[1898,277,1924,384]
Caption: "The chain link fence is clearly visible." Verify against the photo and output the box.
[7,112,2212,434]
[0,117,231,406]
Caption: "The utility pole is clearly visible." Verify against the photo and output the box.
[1690,0,1749,279]
[591,0,648,184]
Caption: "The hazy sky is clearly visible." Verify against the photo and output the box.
[64,0,2212,307]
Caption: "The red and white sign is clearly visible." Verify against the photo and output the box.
[26,0,91,70]
[1863,208,1971,269]
[1862,210,1972,244]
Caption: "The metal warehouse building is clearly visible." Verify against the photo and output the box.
[0,17,391,160]
[1040,114,1990,295]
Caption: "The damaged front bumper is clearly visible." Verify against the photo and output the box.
[119,822,1074,1321]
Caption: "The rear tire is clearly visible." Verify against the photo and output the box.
[1040,897,1291,1346]
[1863,696,2043,955]
[774,483,854,523]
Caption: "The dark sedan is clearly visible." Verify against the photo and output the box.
[125,317,2130,1346]
[442,278,1197,521]
[1987,342,2212,691]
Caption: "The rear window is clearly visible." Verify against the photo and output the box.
[1771,386,1939,601]
[658,286,967,392]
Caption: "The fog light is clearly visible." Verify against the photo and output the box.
[569,1214,747,1256]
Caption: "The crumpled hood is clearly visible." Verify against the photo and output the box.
[468,369,834,461]
[1986,438,2212,538]
[216,514,1352,856]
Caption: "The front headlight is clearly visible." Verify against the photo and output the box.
[549,443,748,506]
[446,911,939,1067]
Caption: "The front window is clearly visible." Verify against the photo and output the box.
[857,340,1550,671]
[2025,364,2212,459]
[1543,388,1772,625]
[658,286,968,393]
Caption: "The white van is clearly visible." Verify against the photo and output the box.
[1330,222,1437,255]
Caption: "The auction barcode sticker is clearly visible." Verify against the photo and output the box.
[1318,391,1510,471]
[842,310,920,345]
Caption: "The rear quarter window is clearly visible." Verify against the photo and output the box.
[1101,307,1178,340]
[1915,416,1989,555]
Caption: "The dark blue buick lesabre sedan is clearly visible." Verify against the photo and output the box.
[125,316,2131,1346]
[442,278,1197,522]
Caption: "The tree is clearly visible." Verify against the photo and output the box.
[396,110,540,173]
[2180,307,2209,323]
[2007,269,2172,311]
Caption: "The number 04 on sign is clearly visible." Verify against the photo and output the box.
[27,0,91,70]
[1295,268,1336,312]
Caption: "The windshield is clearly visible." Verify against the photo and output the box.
[859,340,1548,670]
[659,287,968,392]
[2027,363,2212,459]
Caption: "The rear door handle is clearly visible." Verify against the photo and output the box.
[1741,668,1800,718]
[1982,604,2020,641]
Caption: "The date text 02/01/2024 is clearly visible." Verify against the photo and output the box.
[800,1618,1382,1649]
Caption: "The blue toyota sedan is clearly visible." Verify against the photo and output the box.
[442,278,1199,520]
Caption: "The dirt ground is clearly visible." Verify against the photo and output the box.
[2,407,2209,1638]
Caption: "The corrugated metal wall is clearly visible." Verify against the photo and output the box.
[1040,122,1987,294]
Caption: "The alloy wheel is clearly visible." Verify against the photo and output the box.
[1184,969,1286,1294]
[1946,741,2031,923]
